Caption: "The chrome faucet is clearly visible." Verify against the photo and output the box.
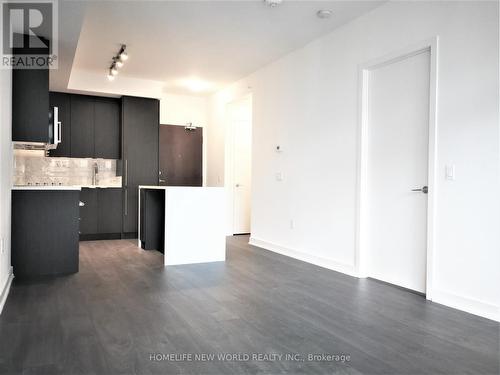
[92,162,99,186]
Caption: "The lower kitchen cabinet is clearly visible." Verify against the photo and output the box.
[79,188,122,240]
[97,188,123,234]
[79,188,98,235]
[12,190,80,279]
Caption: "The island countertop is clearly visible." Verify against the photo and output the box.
[138,185,223,190]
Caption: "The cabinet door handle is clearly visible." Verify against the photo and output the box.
[124,160,128,187]
[124,189,128,215]
[57,121,62,144]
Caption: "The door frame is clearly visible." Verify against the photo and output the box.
[355,37,438,300]
[224,93,253,235]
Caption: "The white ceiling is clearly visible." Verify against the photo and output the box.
[52,0,385,96]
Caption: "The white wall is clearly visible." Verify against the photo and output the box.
[0,66,13,313]
[160,93,207,127]
[207,1,500,321]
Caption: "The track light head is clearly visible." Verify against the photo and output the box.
[119,51,128,61]
[118,45,128,61]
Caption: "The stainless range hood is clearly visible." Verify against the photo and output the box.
[13,142,54,151]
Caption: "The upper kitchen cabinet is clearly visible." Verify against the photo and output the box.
[48,92,71,157]
[122,96,159,235]
[54,94,121,159]
[12,36,49,143]
[70,95,95,158]
[94,97,121,159]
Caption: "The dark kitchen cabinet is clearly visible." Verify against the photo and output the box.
[53,94,121,159]
[97,188,122,234]
[71,95,95,158]
[122,96,159,235]
[48,92,71,157]
[80,188,122,240]
[12,64,49,143]
[79,188,98,235]
[94,98,121,159]
[12,190,79,279]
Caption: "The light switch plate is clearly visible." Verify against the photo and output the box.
[445,165,455,180]
[275,172,284,181]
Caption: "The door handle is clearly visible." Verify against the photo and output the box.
[235,184,241,187]
[159,179,166,183]
[411,186,428,194]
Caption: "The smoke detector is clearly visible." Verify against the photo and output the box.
[264,0,283,7]
[317,9,333,19]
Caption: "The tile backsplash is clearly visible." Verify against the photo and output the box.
[13,150,122,187]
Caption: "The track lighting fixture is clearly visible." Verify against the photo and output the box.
[106,44,128,81]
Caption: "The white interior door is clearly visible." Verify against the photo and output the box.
[230,97,252,234]
[366,50,430,293]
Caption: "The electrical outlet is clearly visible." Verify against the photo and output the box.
[290,220,295,230]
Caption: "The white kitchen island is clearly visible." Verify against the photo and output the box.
[138,186,226,266]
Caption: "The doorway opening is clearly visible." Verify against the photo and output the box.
[356,39,438,299]
[225,95,253,235]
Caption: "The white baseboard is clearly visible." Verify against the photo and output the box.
[249,237,359,277]
[248,237,499,322]
[0,266,14,315]
[432,288,499,322]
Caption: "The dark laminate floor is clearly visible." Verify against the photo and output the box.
[0,236,498,375]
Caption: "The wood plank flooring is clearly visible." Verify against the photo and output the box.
[0,236,498,374]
